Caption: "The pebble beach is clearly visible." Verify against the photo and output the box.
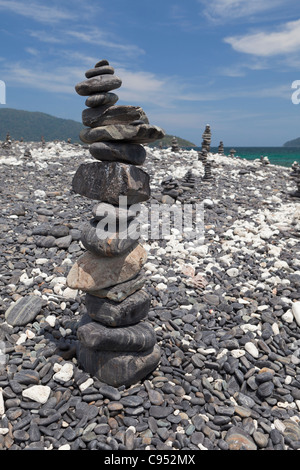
[0,140,300,451]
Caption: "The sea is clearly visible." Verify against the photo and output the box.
[191,147,300,168]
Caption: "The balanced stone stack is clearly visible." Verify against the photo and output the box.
[218,141,224,155]
[203,161,213,181]
[201,124,211,152]
[171,136,180,152]
[66,59,165,387]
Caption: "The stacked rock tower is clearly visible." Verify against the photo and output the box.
[66,59,165,387]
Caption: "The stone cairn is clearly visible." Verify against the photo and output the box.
[203,161,213,181]
[201,124,211,152]
[229,148,236,158]
[66,59,165,387]
[218,141,224,155]
[171,136,180,152]
[290,163,300,198]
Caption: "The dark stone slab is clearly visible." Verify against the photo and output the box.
[5,295,43,326]
[75,75,122,96]
[79,123,165,145]
[85,92,119,108]
[76,343,161,387]
[72,161,150,205]
[89,142,146,165]
[82,105,149,128]
[85,289,151,326]
[77,315,156,352]
[80,218,139,257]
[90,272,146,302]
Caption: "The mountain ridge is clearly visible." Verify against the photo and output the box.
[283,137,300,148]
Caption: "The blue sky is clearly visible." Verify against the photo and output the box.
[1,0,300,146]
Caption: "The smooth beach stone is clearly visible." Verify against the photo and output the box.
[92,201,140,223]
[72,161,150,205]
[75,75,122,96]
[5,295,43,326]
[76,343,161,387]
[80,218,139,257]
[94,59,109,67]
[79,123,165,145]
[89,142,147,166]
[85,289,151,326]
[85,92,119,108]
[90,272,146,302]
[85,65,115,79]
[66,243,147,293]
[225,426,257,450]
[77,315,156,352]
[82,105,149,128]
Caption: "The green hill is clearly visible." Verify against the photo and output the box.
[283,137,300,148]
[0,108,83,142]
[0,108,196,147]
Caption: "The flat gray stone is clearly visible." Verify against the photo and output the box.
[85,65,115,79]
[90,272,146,302]
[79,123,165,145]
[85,289,151,326]
[85,92,119,108]
[5,296,43,326]
[78,315,156,352]
[76,343,161,387]
[80,218,139,257]
[75,75,122,96]
[82,105,149,128]
[72,161,150,205]
[89,142,146,165]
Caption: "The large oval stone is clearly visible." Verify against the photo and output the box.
[85,65,115,79]
[85,92,119,108]
[89,142,146,165]
[77,315,156,352]
[76,343,161,387]
[5,295,43,326]
[85,289,151,326]
[75,75,122,96]
[66,243,147,293]
[72,161,150,205]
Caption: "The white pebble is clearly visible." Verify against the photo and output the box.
[22,385,51,404]
[282,310,293,323]
[292,302,300,327]
[45,315,56,327]
[53,363,73,382]
[245,342,259,358]
[79,378,94,392]
[34,189,46,199]
[231,349,245,358]
[0,389,5,416]
[156,282,167,291]
[226,268,239,278]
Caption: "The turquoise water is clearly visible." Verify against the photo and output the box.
[209,147,300,168]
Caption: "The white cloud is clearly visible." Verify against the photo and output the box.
[199,0,286,21]
[65,30,145,57]
[225,18,300,57]
[0,0,75,23]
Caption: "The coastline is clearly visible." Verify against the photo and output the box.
[0,141,300,451]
